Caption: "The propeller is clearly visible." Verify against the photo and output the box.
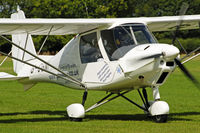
[172,3,200,89]
[139,3,189,61]
[174,58,200,88]
[172,2,189,45]
[140,3,200,89]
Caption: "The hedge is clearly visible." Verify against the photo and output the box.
[158,38,200,54]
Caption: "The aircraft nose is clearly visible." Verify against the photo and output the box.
[161,44,180,60]
[119,44,180,73]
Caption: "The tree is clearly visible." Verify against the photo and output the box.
[0,0,199,54]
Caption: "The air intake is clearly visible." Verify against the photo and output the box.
[166,61,174,66]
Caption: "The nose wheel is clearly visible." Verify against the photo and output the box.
[140,87,169,123]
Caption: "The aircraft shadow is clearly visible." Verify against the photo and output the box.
[86,112,195,122]
[0,110,199,123]
[0,110,67,123]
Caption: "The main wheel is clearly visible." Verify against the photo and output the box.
[153,115,168,123]
[69,117,83,122]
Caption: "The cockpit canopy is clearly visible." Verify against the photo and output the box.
[79,23,157,63]
[101,24,157,60]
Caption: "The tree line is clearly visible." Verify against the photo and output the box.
[0,0,200,54]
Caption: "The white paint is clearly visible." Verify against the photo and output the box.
[149,101,169,116]
[67,103,85,118]
[152,86,160,100]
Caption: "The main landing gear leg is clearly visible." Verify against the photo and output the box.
[149,86,169,123]
[142,88,150,108]
[66,89,88,121]
[82,89,88,106]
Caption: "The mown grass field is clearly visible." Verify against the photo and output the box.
[0,56,199,133]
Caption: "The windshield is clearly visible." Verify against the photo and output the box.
[101,24,157,60]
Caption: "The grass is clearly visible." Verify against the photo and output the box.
[0,56,199,133]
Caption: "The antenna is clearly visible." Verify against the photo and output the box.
[83,2,89,18]
[17,5,20,12]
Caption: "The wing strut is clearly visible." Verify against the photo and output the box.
[0,35,85,88]
[0,50,81,86]
[182,53,200,64]
[21,33,29,61]
[37,26,54,55]
[0,51,12,66]
[181,46,200,62]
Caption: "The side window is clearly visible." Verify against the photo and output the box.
[101,30,117,61]
[80,32,103,63]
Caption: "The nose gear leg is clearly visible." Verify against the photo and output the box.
[148,86,169,123]
[152,86,160,101]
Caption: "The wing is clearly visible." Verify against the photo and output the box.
[1,10,200,35]
[0,10,115,35]
[0,18,114,35]
[145,15,200,32]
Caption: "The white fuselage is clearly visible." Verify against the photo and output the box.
[18,24,179,92]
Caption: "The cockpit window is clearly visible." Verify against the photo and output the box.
[114,26,135,47]
[101,24,157,60]
[132,25,156,44]
[80,32,103,63]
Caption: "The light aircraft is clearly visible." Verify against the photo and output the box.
[0,7,199,122]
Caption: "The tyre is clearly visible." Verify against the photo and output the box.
[153,114,168,123]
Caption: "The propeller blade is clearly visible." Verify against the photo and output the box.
[179,2,189,16]
[174,58,200,89]
[140,53,163,60]
[172,3,189,45]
